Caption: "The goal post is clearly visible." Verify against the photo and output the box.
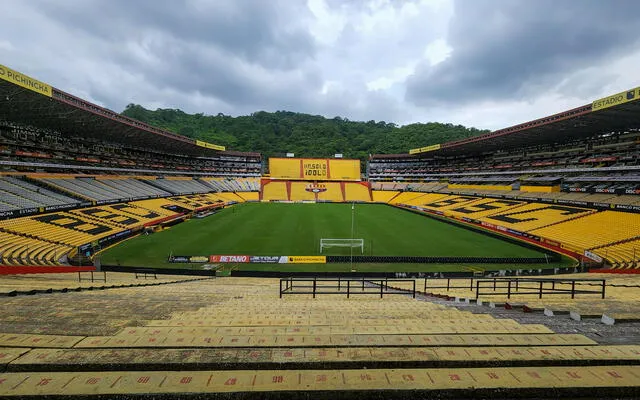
[319,238,364,254]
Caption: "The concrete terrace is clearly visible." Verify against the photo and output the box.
[0,275,639,398]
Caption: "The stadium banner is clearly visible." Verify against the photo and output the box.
[584,250,603,263]
[195,139,226,151]
[249,256,284,263]
[209,255,250,263]
[269,158,360,181]
[167,255,212,263]
[285,256,327,264]
[543,238,561,248]
[0,64,52,97]
[409,143,441,155]
[302,159,329,179]
[592,87,640,111]
[167,256,191,263]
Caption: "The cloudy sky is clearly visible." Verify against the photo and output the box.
[2,0,640,130]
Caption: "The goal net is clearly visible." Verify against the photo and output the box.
[320,238,364,254]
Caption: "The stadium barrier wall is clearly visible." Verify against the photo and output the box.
[448,184,513,191]
[0,266,95,275]
[165,253,554,265]
[100,265,584,279]
[326,255,554,264]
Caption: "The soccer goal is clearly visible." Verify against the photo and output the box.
[320,238,364,254]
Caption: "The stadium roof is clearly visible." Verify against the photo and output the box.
[0,64,259,158]
[373,86,640,159]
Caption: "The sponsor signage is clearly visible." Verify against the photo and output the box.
[556,199,588,206]
[592,87,640,111]
[249,256,285,264]
[581,156,617,163]
[98,229,131,244]
[409,143,441,155]
[615,204,640,212]
[209,255,250,263]
[531,161,555,166]
[543,239,561,247]
[286,256,327,264]
[15,150,51,158]
[195,139,226,151]
[169,255,209,263]
[584,250,604,263]
[0,64,52,97]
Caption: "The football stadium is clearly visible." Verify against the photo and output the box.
[2,59,640,399]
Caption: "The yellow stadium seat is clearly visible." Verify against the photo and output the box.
[532,211,640,253]
[290,182,316,201]
[344,183,372,202]
[262,181,288,201]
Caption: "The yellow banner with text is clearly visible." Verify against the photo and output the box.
[269,158,360,181]
[592,87,640,111]
[0,64,52,97]
[195,140,226,151]
[409,143,441,155]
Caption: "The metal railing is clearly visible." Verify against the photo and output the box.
[423,277,607,300]
[424,277,478,292]
[134,272,158,280]
[279,277,416,299]
[474,277,606,300]
[77,271,107,283]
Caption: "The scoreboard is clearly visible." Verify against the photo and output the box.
[269,158,360,181]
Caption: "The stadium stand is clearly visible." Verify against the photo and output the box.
[344,182,372,202]
[142,178,213,195]
[0,122,262,177]
[290,181,317,201]
[597,239,640,269]
[317,182,344,202]
[374,191,640,266]
[532,211,640,252]
[2,277,640,398]
[0,189,247,266]
[0,176,79,211]
[235,191,260,201]
[4,61,640,398]
[200,177,260,192]
[38,176,168,203]
[372,190,400,203]
[261,181,288,201]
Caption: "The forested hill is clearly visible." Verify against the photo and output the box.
[121,104,489,160]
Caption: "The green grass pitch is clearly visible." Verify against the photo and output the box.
[100,203,571,272]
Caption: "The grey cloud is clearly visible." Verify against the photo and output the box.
[34,0,316,70]
[406,0,640,106]
[19,0,324,115]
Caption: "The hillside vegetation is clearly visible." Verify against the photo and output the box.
[122,104,489,159]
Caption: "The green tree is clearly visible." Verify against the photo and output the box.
[121,105,489,160]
